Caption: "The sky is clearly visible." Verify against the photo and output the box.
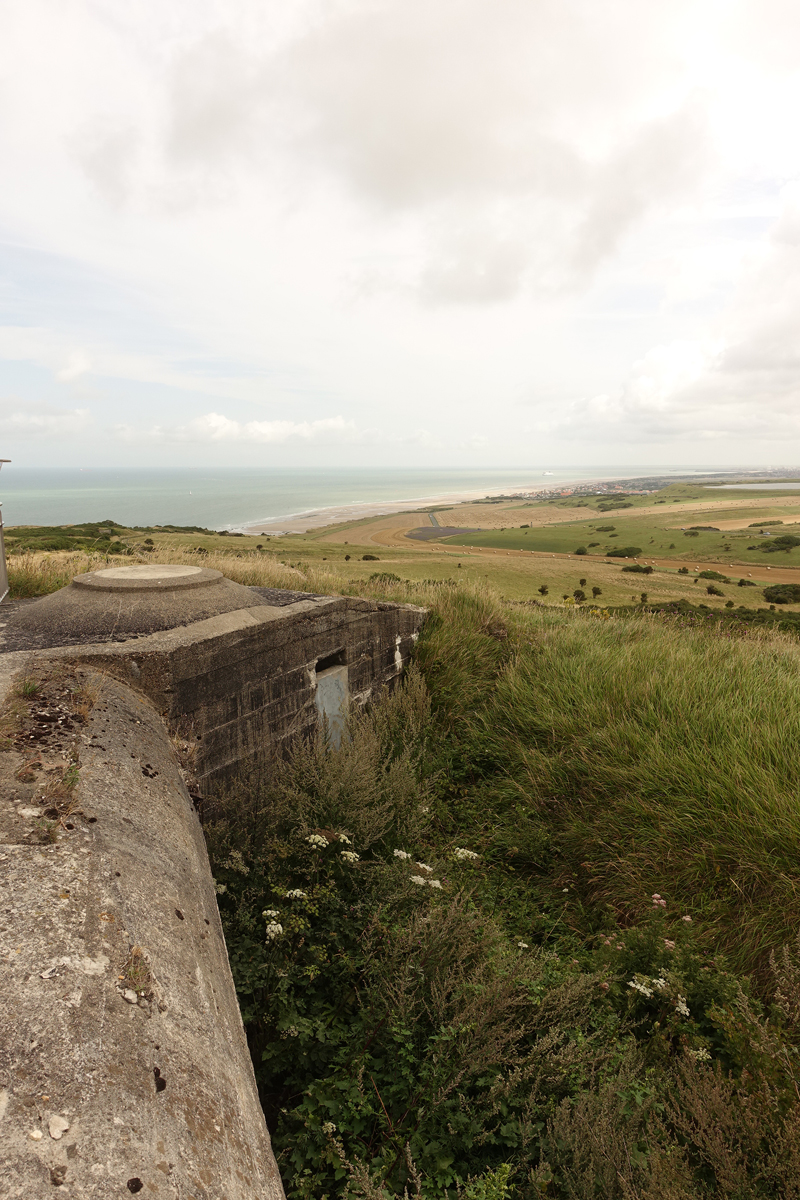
[2,0,800,469]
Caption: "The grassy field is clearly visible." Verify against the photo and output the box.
[10,514,800,1195]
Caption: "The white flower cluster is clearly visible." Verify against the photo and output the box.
[410,875,443,889]
[675,995,690,1017]
[265,922,283,941]
[627,973,691,1019]
[280,1025,299,1039]
[454,848,479,861]
[306,833,329,849]
[262,909,280,918]
[393,849,412,860]
[628,978,654,999]
[338,834,351,844]
[322,1121,337,1135]
[688,1047,711,1062]
[285,890,307,899]
[410,875,427,886]
[416,862,433,873]
[517,941,529,949]
[340,851,360,864]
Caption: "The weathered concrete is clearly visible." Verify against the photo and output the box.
[0,665,285,1199]
[0,567,427,1195]
[5,587,426,789]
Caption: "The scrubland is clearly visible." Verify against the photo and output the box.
[10,523,800,1197]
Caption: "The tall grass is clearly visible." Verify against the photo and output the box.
[417,602,800,975]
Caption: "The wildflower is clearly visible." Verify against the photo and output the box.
[599,981,610,991]
[285,890,307,899]
[393,849,412,860]
[416,861,433,872]
[340,851,360,863]
[652,893,667,908]
[420,805,430,814]
[628,977,654,999]
[338,834,351,844]
[265,922,283,941]
[652,975,668,991]
[664,939,676,951]
[306,833,329,848]
[410,875,427,886]
[322,1121,337,1135]
[262,909,280,918]
[281,1025,299,1039]
[689,1047,711,1062]
[682,915,692,923]
[454,847,479,861]
[562,888,569,893]
[427,879,443,889]
[675,995,690,1017]
[517,941,529,949]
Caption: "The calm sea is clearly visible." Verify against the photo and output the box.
[0,466,692,531]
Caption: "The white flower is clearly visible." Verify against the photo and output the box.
[420,805,430,814]
[340,851,360,863]
[338,834,351,845]
[281,1025,299,1038]
[682,915,692,923]
[306,833,329,848]
[262,909,280,918]
[689,1047,711,1062]
[265,922,283,941]
[285,890,307,900]
[393,849,412,860]
[416,861,433,873]
[652,975,668,991]
[410,875,427,886]
[322,1121,337,1135]
[517,942,529,949]
[628,978,654,999]
[454,848,479,861]
[675,995,690,1018]
[427,879,443,889]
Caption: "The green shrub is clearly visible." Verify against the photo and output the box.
[573,589,586,602]
[738,578,757,587]
[762,535,800,553]
[575,546,588,555]
[362,554,380,561]
[699,570,729,582]
[621,564,653,574]
[538,584,549,596]
[369,572,401,585]
[605,547,643,558]
[706,584,724,596]
[763,583,800,604]
[595,525,615,532]
[684,531,700,538]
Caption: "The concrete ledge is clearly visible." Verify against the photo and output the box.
[0,668,285,1199]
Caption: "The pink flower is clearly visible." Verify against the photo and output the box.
[652,893,667,908]
[682,915,692,923]
[664,939,676,951]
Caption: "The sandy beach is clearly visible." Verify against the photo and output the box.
[238,474,622,536]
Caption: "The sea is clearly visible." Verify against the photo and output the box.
[0,466,706,532]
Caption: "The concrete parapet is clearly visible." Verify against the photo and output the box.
[0,667,285,1199]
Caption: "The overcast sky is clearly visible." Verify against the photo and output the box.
[2,0,800,469]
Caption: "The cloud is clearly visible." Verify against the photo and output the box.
[0,403,91,438]
[150,412,358,443]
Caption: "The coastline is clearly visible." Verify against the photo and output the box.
[237,472,629,536]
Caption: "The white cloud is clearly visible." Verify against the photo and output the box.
[151,412,357,443]
[0,403,91,438]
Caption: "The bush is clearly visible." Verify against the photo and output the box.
[706,585,724,596]
[621,564,653,574]
[762,535,800,553]
[763,584,800,604]
[588,542,600,547]
[738,578,757,587]
[573,589,586,602]
[605,547,643,558]
[538,584,549,596]
[699,570,729,582]
[592,587,602,599]
[678,567,689,574]
[595,525,615,532]
[575,546,588,555]
[689,525,719,531]
[749,520,782,526]
[369,572,401,585]
[684,531,700,537]
[362,554,380,561]
[579,578,587,587]
[639,592,648,604]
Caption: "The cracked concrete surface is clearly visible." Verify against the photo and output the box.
[0,666,285,1199]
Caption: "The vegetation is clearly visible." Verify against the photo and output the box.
[763,583,800,604]
[202,576,800,1198]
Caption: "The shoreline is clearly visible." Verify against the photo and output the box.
[236,471,637,536]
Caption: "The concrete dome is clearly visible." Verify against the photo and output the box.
[7,564,264,647]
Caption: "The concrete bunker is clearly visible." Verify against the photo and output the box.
[0,565,426,1197]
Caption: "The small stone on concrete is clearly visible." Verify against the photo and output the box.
[122,989,138,1004]
[29,1129,43,1140]
[49,1114,70,1139]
